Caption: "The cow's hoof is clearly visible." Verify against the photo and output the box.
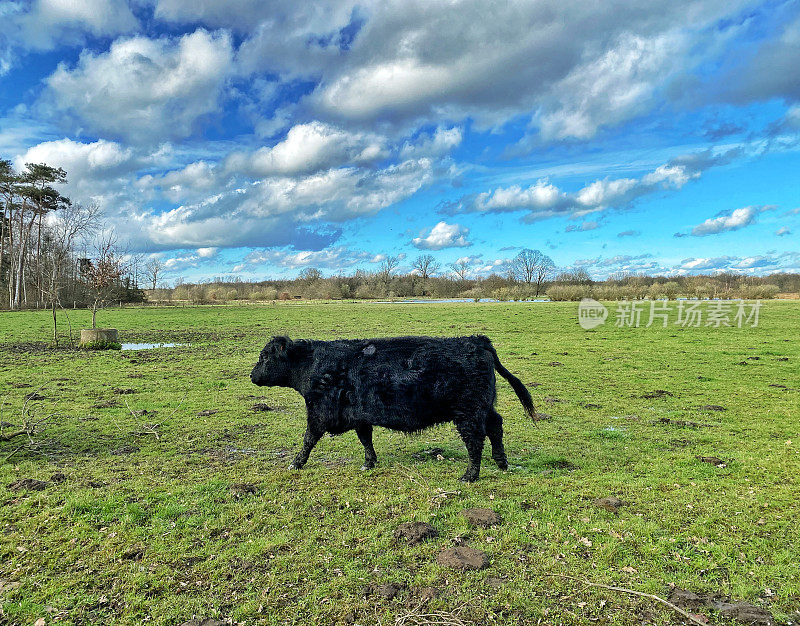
[288,463,303,470]
[360,464,374,471]
[495,460,509,471]
[459,473,479,483]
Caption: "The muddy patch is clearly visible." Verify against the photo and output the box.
[394,521,439,545]
[696,455,727,467]
[653,417,706,428]
[668,588,777,626]
[112,388,137,395]
[364,582,405,600]
[411,447,446,461]
[436,546,489,571]
[593,496,628,513]
[641,390,674,399]
[197,409,218,417]
[462,508,502,527]
[7,478,48,492]
[229,482,258,497]
[92,399,119,409]
[698,404,726,412]
[251,403,273,412]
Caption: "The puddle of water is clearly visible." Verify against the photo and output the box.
[121,343,185,351]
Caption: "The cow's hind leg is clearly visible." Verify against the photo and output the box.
[487,410,508,471]
[356,424,378,470]
[454,418,485,482]
[289,423,324,470]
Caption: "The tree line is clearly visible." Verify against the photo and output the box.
[0,159,142,317]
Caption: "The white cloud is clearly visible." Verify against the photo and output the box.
[412,221,471,250]
[470,152,705,221]
[690,205,766,236]
[17,138,134,178]
[45,29,233,143]
[776,226,791,236]
[224,121,387,177]
[19,0,138,49]
[400,126,463,158]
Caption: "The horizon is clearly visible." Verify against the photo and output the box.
[1,0,799,282]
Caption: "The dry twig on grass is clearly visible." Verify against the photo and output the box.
[547,574,709,626]
[0,383,62,461]
[122,390,188,439]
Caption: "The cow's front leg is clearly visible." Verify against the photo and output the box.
[356,424,378,470]
[289,423,324,470]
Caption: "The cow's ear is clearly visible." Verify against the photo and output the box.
[273,336,293,352]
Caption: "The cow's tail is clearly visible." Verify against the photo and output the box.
[483,338,535,419]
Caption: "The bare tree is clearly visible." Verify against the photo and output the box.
[378,256,399,284]
[512,249,554,295]
[84,234,126,328]
[144,258,165,291]
[449,259,470,281]
[412,254,440,279]
[298,267,322,284]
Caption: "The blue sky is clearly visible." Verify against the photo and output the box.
[1,0,798,282]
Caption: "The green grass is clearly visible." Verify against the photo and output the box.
[1,301,798,625]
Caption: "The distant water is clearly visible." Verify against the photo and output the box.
[370,298,549,304]
[121,343,185,351]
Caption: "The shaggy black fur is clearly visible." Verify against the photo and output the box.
[250,335,535,482]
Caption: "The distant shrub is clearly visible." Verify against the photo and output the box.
[546,285,592,301]
[738,284,780,299]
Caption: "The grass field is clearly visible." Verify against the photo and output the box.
[1,301,798,625]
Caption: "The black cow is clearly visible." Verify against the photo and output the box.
[250,335,535,481]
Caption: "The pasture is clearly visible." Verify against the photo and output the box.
[1,301,798,625]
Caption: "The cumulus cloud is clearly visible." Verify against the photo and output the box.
[412,221,471,250]
[122,157,435,250]
[673,252,800,274]
[400,126,462,158]
[17,138,134,178]
[224,121,387,177]
[45,29,233,143]
[17,0,138,49]
[689,205,768,236]
[233,245,378,273]
[466,148,726,222]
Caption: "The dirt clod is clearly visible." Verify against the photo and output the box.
[594,496,628,513]
[365,582,404,600]
[197,409,218,417]
[229,482,258,496]
[50,472,67,483]
[92,400,118,409]
[251,403,273,412]
[641,390,674,399]
[178,620,226,626]
[113,388,137,395]
[699,405,726,411]
[394,521,439,545]
[696,455,727,467]
[655,417,703,428]
[436,546,489,571]
[548,361,563,366]
[462,508,502,527]
[24,392,45,401]
[776,357,789,361]
[416,586,439,602]
[7,478,48,491]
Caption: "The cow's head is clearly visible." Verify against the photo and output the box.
[250,336,296,387]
